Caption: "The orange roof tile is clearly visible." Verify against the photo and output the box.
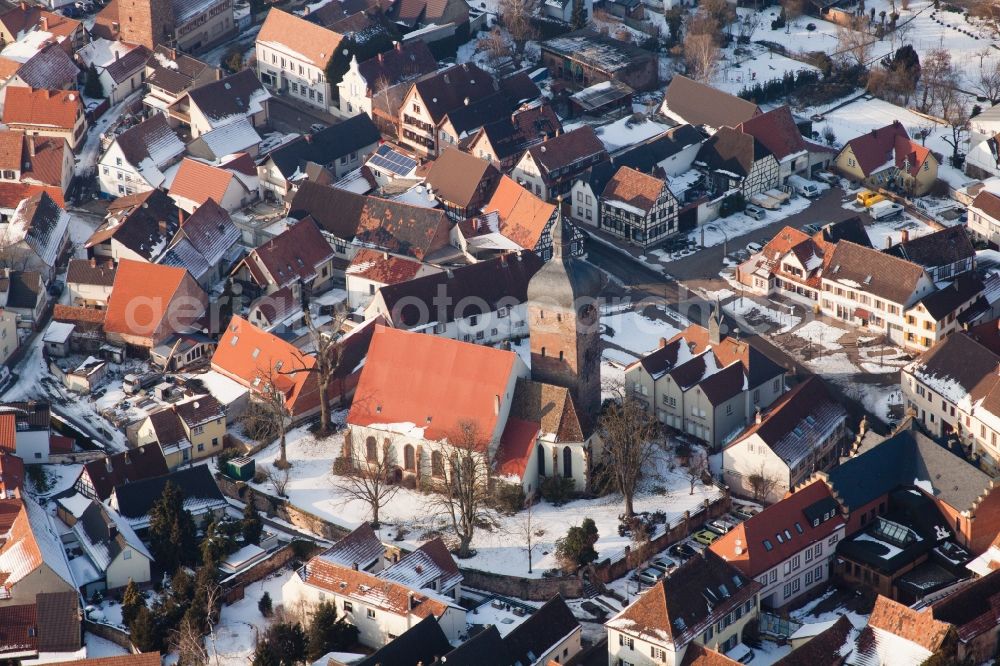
[42,654,162,666]
[210,315,319,416]
[0,57,21,80]
[168,158,234,208]
[0,452,23,496]
[301,557,454,619]
[3,87,81,131]
[0,182,63,209]
[0,414,14,454]
[602,165,667,214]
[346,248,425,285]
[257,8,344,68]
[495,417,539,478]
[868,595,951,653]
[480,175,555,250]
[348,326,518,442]
[103,259,203,341]
[53,303,106,325]
[0,130,22,171]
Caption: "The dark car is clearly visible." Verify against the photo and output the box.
[669,542,697,560]
[47,280,64,297]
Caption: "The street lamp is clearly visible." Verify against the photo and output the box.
[706,224,729,258]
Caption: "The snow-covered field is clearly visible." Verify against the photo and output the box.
[249,426,722,579]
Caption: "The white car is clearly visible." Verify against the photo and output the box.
[745,241,763,254]
[745,204,766,220]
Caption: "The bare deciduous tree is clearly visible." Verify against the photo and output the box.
[478,27,512,74]
[735,12,761,43]
[976,60,1000,105]
[510,499,545,574]
[172,617,209,666]
[597,383,663,518]
[424,420,499,558]
[241,364,292,468]
[683,32,720,83]
[686,449,709,495]
[917,48,954,113]
[940,87,971,167]
[836,16,874,68]
[781,0,803,22]
[335,441,400,528]
[265,465,291,497]
[499,0,538,55]
[747,464,781,503]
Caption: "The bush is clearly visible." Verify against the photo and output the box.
[252,470,267,484]
[217,449,239,476]
[540,475,575,506]
[258,591,273,617]
[290,539,314,560]
[493,482,526,515]
[555,518,599,571]
[332,456,352,476]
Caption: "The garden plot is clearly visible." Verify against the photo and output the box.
[249,427,723,579]
[793,320,847,351]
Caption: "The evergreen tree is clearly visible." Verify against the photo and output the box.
[129,606,161,652]
[306,601,359,661]
[258,591,273,617]
[149,481,197,574]
[84,63,103,99]
[555,518,599,570]
[260,623,307,666]
[242,491,263,545]
[571,0,587,30]
[251,640,281,666]
[120,579,145,627]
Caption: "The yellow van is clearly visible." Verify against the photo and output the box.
[856,190,885,207]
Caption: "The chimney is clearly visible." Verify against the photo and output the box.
[377,52,383,64]
[27,135,34,158]
[408,592,416,609]
[352,561,359,570]
[754,407,762,424]
[901,229,909,243]
[885,234,892,250]
[658,337,667,348]
[39,16,47,31]
[170,48,177,60]
[395,41,402,51]
[493,394,500,415]
[115,47,120,61]
[89,257,96,267]
[734,538,743,555]
[178,209,184,226]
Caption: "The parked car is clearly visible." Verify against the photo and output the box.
[309,123,326,133]
[708,520,732,534]
[802,223,821,234]
[788,174,821,198]
[814,171,839,185]
[868,200,904,220]
[857,189,885,207]
[650,556,677,573]
[47,280,64,297]
[729,644,755,663]
[636,566,664,585]
[745,241,763,254]
[745,204,766,220]
[670,542,696,560]
[693,529,719,546]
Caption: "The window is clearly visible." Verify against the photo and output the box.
[769,569,777,583]
[365,437,377,461]
[469,315,478,326]
[763,539,773,551]
[650,646,666,661]
[123,549,132,560]
[343,601,353,612]
[618,634,634,650]
[704,626,714,641]
[404,444,415,471]
[432,451,445,477]
[367,608,376,619]
[212,438,219,448]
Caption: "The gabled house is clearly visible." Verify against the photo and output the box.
[738,106,835,181]
[696,126,780,198]
[317,522,385,573]
[0,496,76,605]
[710,480,846,609]
[355,616,451,666]
[883,225,975,282]
[231,217,334,303]
[927,569,1000,663]
[158,198,241,289]
[834,121,939,196]
[135,394,225,467]
[103,259,208,350]
[76,39,149,105]
[2,87,85,150]
[423,148,500,220]
[0,190,69,281]
[510,126,609,201]
[0,5,84,50]
[256,114,381,200]
[607,550,761,665]
[0,130,73,194]
[660,75,761,133]
[58,497,152,595]
[345,248,440,311]
[85,189,180,263]
[108,464,227,531]
[820,240,981,351]
[852,596,953,665]
[364,252,542,345]
[168,69,270,138]
[0,592,82,662]
[0,44,79,108]
[0,401,60,463]
[3,270,46,326]
[97,114,185,197]
[0,452,23,498]
[624,309,787,450]
[255,8,342,114]
[968,187,1000,246]
[168,157,257,214]
[337,40,437,119]
[464,103,562,171]
[143,45,218,113]
[185,117,262,162]
[73,443,169,501]
[282,555,467,648]
[722,377,847,503]
[613,123,705,177]
[569,159,615,229]
[598,165,679,248]
[381,538,462,600]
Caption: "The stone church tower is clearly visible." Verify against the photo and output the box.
[118,0,175,50]
[526,211,604,429]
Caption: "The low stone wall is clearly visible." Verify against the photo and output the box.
[461,568,585,601]
[215,473,351,542]
[83,619,138,654]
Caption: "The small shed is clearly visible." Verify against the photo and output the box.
[43,321,75,357]
[569,80,634,118]
[227,455,255,481]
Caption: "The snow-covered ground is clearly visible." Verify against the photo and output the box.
[84,633,131,659]
[793,320,846,351]
[725,296,801,335]
[681,195,813,251]
[602,309,684,358]
[249,425,722,579]
[862,213,937,249]
[213,569,293,666]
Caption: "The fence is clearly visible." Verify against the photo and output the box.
[461,568,585,601]
[220,541,321,603]
[83,619,139,654]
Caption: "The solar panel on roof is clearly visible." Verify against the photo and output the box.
[369,144,417,176]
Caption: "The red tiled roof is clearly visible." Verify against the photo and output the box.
[843,121,909,176]
[709,480,843,577]
[346,248,425,285]
[868,595,951,653]
[43,655,163,666]
[0,452,23,497]
[49,434,72,454]
[238,218,334,289]
[257,8,343,68]
[602,165,666,214]
[495,417,539,478]
[893,134,932,177]
[169,158,234,208]
[479,175,555,249]
[211,315,319,416]
[0,182,63,209]
[680,644,740,666]
[0,414,14,453]
[104,259,204,341]
[348,325,517,442]
[53,304,106,325]
[738,106,810,161]
[0,602,36,654]
[3,87,81,131]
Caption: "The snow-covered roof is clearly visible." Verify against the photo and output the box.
[193,369,250,406]
[42,320,74,345]
[196,117,262,159]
